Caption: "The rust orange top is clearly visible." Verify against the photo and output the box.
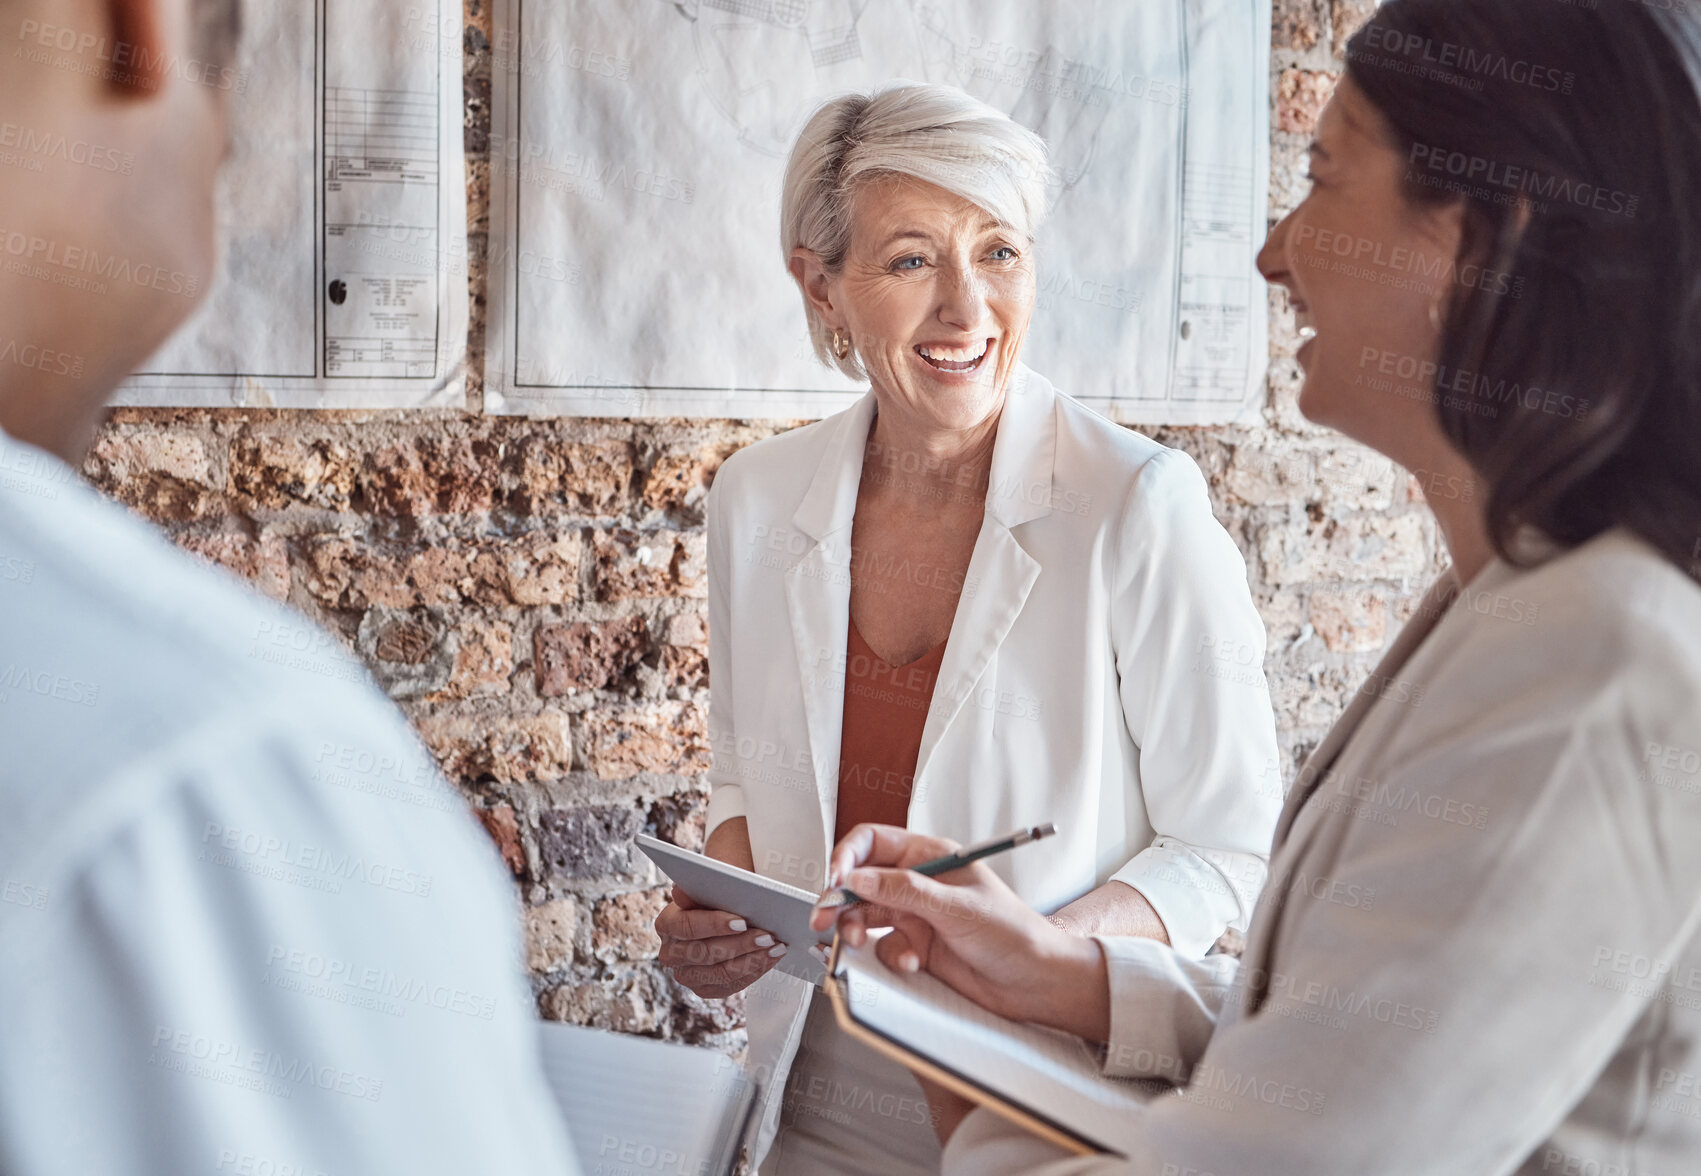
[833,617,948,843]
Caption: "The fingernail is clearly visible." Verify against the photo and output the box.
[900,953,919,973]
[769,944,789,958]
[728,918,747,933]
[754,933,775,948]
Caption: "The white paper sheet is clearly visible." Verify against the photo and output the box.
[114,0,468,408]
[833,937,1171,1156]
[485,0,1269,422]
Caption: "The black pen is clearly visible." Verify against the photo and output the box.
[812,822,1059,911]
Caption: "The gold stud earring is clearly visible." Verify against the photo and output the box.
[832,329,851,360]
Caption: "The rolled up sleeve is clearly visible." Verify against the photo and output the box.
[1108,449,1282,955]
[1094,935,1238,1081]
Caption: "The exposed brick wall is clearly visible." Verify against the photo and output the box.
[85,0,1442,1048]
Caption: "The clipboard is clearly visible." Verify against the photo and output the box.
[823,935,1164,1157]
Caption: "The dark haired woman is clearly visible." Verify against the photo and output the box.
[808,2,1701,1172]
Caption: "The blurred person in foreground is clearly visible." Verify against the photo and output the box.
[814,2,1701,1173]
[0,1,581,1171]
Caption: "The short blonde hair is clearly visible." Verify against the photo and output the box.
[780,83,1053,379]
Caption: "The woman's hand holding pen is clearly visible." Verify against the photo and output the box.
[809,823,1113,1044]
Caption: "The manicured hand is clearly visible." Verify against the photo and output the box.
[655,885,788,999]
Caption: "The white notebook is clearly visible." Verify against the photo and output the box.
[536,1020,759,1176]
[634,833,835,984]
[825,938,1170,1156]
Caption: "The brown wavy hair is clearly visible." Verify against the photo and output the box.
[1346,0,1701,581]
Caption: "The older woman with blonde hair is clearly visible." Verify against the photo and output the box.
[654,82,1282,1174]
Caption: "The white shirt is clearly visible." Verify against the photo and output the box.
[704,368,1283,1164]
[940,530,1701,1175]
[0,427,582,1175]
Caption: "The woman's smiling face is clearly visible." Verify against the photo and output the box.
[801,174,1036,435]
[1257,77,1469,455]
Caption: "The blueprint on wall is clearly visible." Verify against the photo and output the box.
[114,0,468,408]
[485,0,1270,422]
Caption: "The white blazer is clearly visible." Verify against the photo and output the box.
[703,367,1282,1161]
[940,530,1701,1175]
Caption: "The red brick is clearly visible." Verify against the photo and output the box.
[419,711,573,784]
[534,616,650,697]
[1309,587,1388,653]
[578,702,709,781]
[538,972,666,1034]
[476,801,526,877]
[592,528,706,602]
[1277,69,1339,137]
[1274,0,1324,51]
[659,609,708,692]
[303,539,467,610]
[592,888,667,963]
[359,435,500,517]
[302,531,580,610]
[641,442,738,517]
[85,431,219,522]
[647,790,708,851]
[525,897,580,972]
[486,531,582,605]
[229,433,356,511]
[509,437,635,516]
[442,615,514,699]
[1332,0,1379,58]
